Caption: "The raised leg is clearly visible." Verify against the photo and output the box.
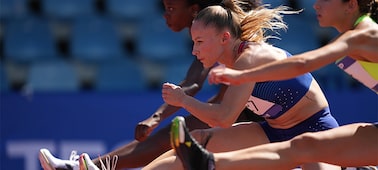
[93,115,210,168]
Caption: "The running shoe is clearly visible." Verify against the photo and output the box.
[170,116,215,170]
[39,148,79,170]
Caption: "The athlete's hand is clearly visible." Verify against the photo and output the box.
[162,83,186,107]
[208,65,245,85]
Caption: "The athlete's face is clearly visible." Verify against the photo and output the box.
[191,21,224,68]
[162,0,197,32]
[313,0,350,29]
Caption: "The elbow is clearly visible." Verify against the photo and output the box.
[182,83,202,96]
[210,116,235,128]
[292,58,309,74]
[216,121,234,128]
[211,108,240,127]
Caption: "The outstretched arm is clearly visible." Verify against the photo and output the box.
[209,27,378,85]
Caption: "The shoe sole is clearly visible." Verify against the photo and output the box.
[170,116,185,148]
[39,150,56,170]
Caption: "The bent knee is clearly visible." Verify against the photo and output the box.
[290,132,322,159]
[291,132,322,148]
[190,129,213,148]
[190,129,202,140]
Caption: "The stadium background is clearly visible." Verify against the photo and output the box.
[0,0,377,169]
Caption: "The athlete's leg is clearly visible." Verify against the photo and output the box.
[93,109,260,168]
[213,123,378,170]
[143,120,270,170]
[142,153,182,170]
[93,115,210,168]
[192,121,269,152]
[295,123,378,166]
[39,110,260,169]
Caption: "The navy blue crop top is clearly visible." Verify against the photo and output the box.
[245,51,313,119]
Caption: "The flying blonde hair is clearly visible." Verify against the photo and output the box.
[194,0,301,42]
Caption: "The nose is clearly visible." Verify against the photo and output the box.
[192,46,198,56]
[163,12,169,20]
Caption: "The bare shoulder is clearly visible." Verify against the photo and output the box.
[346,27,378,62]
[345,26,378,42]
[360,26,378,35]
[235,42,288,69]
[355,26,378,43]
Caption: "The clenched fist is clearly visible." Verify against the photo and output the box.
[162,83,186,107]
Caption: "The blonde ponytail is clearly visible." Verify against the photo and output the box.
[241,5,301,42]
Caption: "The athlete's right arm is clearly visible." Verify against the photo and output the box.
[209,28,378,86]
[236,27,378,82]
[134,58,210,141]
[342,27,378,62]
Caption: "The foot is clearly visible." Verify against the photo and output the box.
[170,116,215,170]
[79,153,100,170]
[79,153,118,170]
[39,148,79,170]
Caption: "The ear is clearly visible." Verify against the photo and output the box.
[346,0,359,13]
[191,4,200,17]
[221,32,231,44]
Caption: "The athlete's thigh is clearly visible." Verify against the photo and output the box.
[295,123,378,166]
[192,121,269,153]
[146,149,176,167]
[184,114,211,131]
[143,151,182,170]
[331,123,378,166]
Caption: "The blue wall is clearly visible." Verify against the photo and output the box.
[1,89,377,170]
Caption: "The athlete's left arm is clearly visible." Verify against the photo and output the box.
[162,52,258,127]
